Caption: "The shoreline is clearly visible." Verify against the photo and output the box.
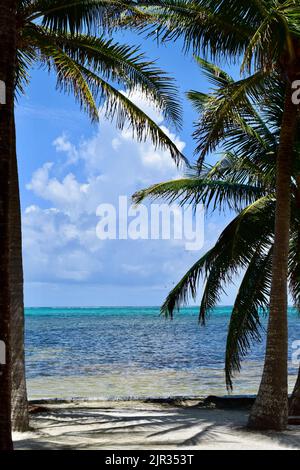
[28,395,257,411]
[29,394,255,403]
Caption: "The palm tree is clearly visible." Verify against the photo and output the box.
[129,23,300,426]
[10,112,28,432]
[0,0,186,445]
[135,153,300,413]
[0,0,17,451]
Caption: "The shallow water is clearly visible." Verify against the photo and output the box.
[25,307,300,400]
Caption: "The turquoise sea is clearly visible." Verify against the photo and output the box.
[25,307,300,400]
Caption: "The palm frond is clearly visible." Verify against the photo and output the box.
[193,56,234,87]
[161,248,213,319]
[121,0,294,76]
[161,196,275,320]
[119,0,255,59]
[15,48,37,96]
[38,41,100,120]
[72,64,188,164]
[198,197,273,324]
[205,152,274,190]
[24,24,182,129]
[241,9,282,73]
[23,0,134,34]
[21,23,186,163]
[225,247,272,390]
[132,175,265,212]
[191,70,272,163]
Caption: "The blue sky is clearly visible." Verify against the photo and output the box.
[16,31,237,307]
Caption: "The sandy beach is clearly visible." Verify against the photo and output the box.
[13,399,300,450]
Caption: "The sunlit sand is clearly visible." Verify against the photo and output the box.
[13,400,300,450]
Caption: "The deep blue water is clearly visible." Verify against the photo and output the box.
[25,307,300,400]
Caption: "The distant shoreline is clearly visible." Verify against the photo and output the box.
[24,305,298,309]
[29,395,256,407]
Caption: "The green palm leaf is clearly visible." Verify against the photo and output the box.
[225,247,273,390]
[23,0,134,34]
[161,196,275,321]
[132,175,265,212]
[74,65,188,164]
[16,6,187,164]
[120,0,255,58]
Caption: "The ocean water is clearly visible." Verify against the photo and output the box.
[25,307,300,400]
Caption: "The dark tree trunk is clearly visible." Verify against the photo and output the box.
[248,84,298,430]
[290,366,300,416]
[0,0,17,450]
[10,113,29,432]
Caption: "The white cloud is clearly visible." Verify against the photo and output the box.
[121,88,165,124]
[26,163,105,220]
[23,90,215,302]
[53,133,79,164]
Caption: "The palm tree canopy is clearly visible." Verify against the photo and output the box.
[123,0,300,74]
[132,57,300,389]
[15,0,187,165]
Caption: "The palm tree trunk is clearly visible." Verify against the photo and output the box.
[10,113,29,432]
[0,0,17,451]
[290,366,300,416]
[248,84,298,430]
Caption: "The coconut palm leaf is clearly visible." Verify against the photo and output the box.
[22,0,134,34]
[122,0,299,71]
[133,174,265,212]
[15,0,186,163]
[189,71,276,163]
[161,196,275,321]
[27,26,182,126]
[73,66,188,163]
[119,0,256,58]
[198,197,274,321]
[225,247,273,389]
